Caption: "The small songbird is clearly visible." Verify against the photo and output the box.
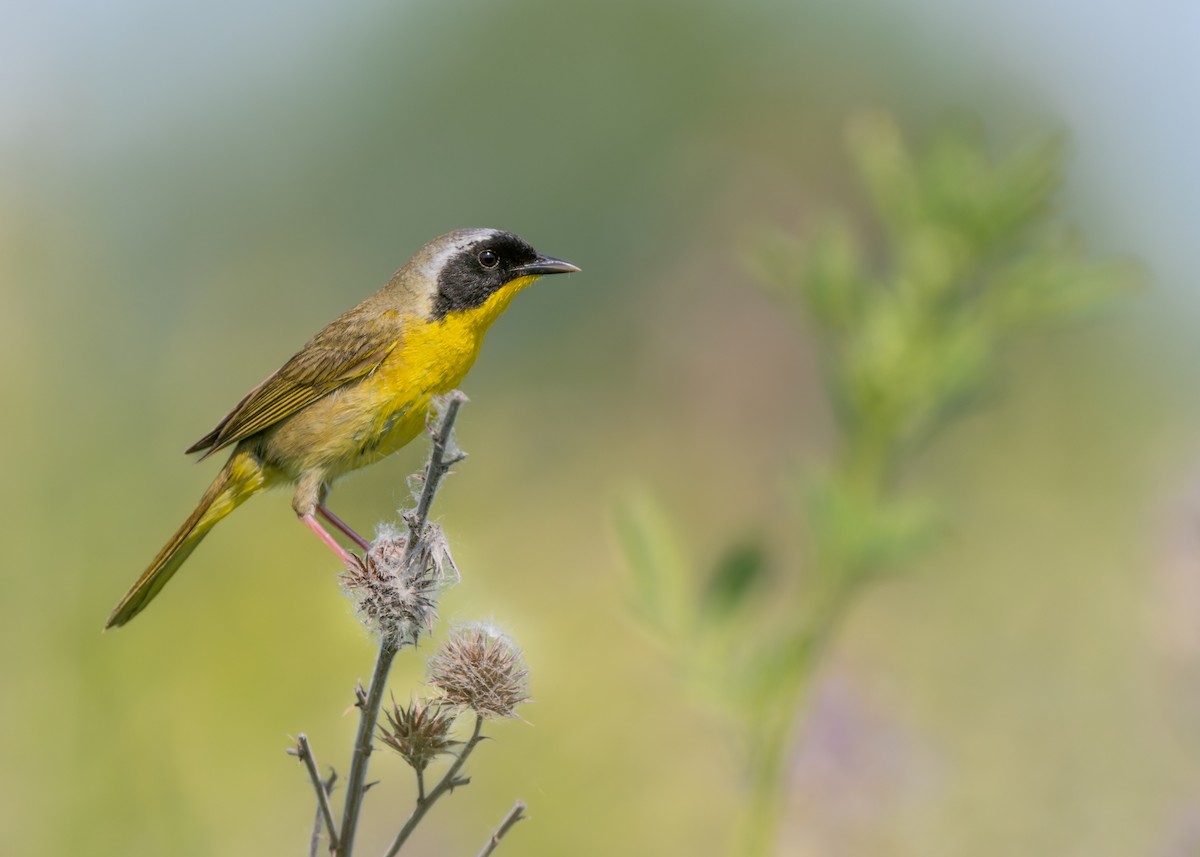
[106,229,579,628]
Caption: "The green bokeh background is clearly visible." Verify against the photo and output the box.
[4,1,1199,854]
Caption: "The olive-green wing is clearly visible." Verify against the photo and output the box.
[187,309,401,458]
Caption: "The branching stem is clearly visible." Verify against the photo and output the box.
[333,393,469,857]
[294,733,339,854]
[382,714,486,857]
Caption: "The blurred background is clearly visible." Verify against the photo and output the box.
[3,0,1199,854]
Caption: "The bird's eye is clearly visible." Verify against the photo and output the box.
[478,249,499,268]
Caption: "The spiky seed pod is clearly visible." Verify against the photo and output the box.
[341,524,458,647]
[378,697,459,773]
[428,625,531,719]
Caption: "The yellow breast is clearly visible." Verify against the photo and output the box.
[324,275,539,474]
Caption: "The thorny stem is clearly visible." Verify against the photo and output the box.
[309,770,339,857]
[323,773,340,849]
[293,733,339,854]
[333,393,469,857]
[382,714,486,857]
[475,801,527,857]
[407,391,468,553]
[337,642,398,856]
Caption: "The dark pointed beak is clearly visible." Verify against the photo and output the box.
[514,255,581,276]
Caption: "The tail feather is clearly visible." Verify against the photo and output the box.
[105,452,262,628]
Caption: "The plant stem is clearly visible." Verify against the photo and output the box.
[334,393,469,857]
[407,391,468,553]
[295,733,340,854]
[475,801,527,857]
[737,406,886,855]
[382,714,486,857]
[337,642,398,856]
[738,557,863,857]
[739,640,818,857]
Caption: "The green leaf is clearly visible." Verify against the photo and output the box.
[846,110,918,240]
[611,489,688,635]
[805,473,942,580]
[701,540,770,621]
[988,233,1145,328]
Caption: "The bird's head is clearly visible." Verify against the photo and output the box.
[402,228,580,322]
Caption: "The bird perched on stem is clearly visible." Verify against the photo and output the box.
[106,228,579,629]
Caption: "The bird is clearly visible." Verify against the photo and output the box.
[105,228,579,628]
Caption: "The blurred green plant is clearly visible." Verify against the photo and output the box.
[615,110,1139,857]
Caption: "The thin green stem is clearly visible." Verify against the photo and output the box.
[738,631,820,857]
[737,427,890,855]
[382,714,486,857]
[738,557,865,857]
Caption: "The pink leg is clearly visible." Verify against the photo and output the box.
[318,504,371,550]
[300,513,356,565]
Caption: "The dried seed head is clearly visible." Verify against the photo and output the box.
[341,524,458,647]
[428,624,531,719]
[378,696,458,773]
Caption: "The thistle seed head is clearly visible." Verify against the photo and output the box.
[428,624,531,719]
[378,696,459,773]
[341,524,458,647]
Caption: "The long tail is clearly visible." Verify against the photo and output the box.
[105,450,265,629]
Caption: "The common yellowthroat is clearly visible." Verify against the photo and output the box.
[106,228,579,628]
